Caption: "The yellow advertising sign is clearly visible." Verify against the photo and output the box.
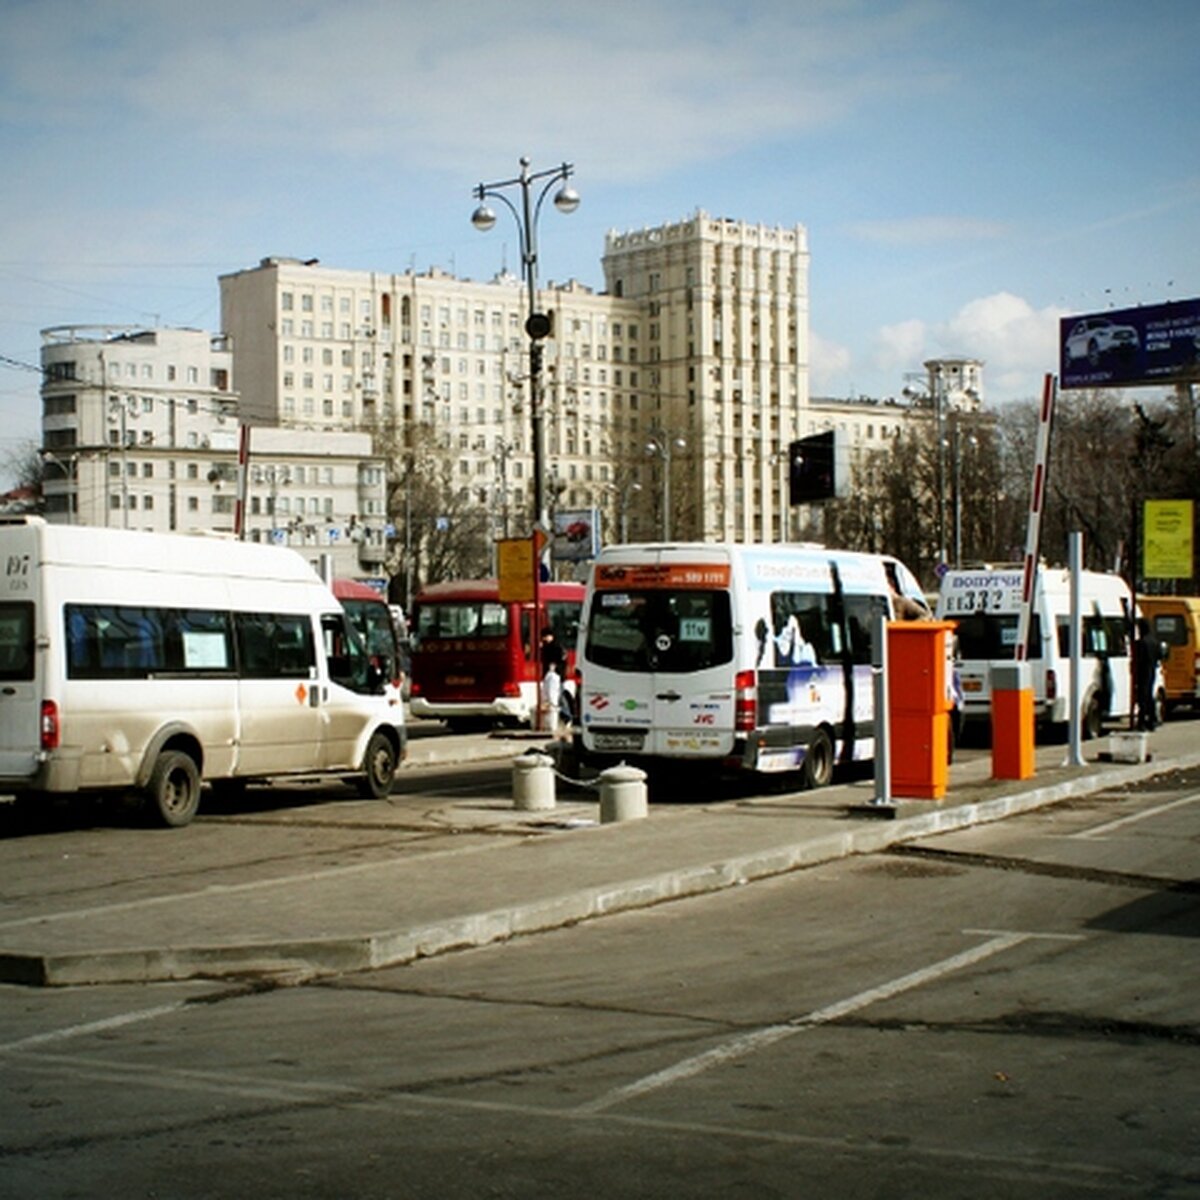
[496,537,535,602]
[1143,499,1195,579]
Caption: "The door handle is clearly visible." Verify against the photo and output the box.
[656,690,682,702]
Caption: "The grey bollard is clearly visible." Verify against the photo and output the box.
[512,751,556,811]
[598,763,648,823]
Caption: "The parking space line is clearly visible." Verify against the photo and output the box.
[1074,791,1200,839]
[0,1002,187,1054]
[574,930,1037,1115]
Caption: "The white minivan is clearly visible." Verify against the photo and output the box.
[576,542,928,787]
[935,564,1144,738]
[0,517,406,826]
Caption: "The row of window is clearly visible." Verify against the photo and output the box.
[64,604,316,681]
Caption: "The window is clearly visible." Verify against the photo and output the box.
[0,602,34,681]
[585,590,733,673]
[65,605,233,678]
[235,612,314,678]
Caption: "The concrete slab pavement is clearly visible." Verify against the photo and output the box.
[2,719,1197,988]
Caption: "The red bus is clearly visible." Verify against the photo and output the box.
[408,579,584,730]
[332,578,407,705]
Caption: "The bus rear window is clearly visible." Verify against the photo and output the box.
[955,612,1042,660]
[585,589,732,673]
[0,602,34,681]
[416,602,509,640]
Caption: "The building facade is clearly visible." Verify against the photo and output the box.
[39,325,388,580]
[219,210,814,546]
[602,212,810,542]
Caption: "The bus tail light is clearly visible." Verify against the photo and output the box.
[501,681,522,698]
[735,670,757,732]
[40,701,60,751]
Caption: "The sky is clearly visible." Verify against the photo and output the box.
[2,0,1198,485]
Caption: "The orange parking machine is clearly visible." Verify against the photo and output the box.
[886,620,956,800]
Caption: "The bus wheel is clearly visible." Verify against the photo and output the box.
[145,750,201,828]
[801,729,834,789]
[358,731,398,799]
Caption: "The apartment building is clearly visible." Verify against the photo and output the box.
[39,325,389,580]
[220,257,653,547]
[41,325,238,531]
[218,210,813,545]
[602,212,810,541]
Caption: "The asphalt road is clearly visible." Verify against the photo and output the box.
[2,763,1197,1198]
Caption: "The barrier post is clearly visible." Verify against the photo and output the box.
[991,662,1035,780]
[512,751,556,810]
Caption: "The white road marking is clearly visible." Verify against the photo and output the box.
[575,931,1036,1115]
[3,1047,1129,1189]
[0,1002,187,1054]
[1073,791,1200,839]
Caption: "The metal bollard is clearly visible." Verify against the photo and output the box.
[598,763,648,823]
[512,751,556,811]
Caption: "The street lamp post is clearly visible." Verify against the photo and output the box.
[470,156,579,533]
[40,450,78,523]
[646,428,686,541]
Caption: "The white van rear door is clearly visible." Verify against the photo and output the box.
[0,601,40,779]
[581,558,735,759]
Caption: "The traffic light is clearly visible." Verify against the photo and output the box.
[788,431,841,504]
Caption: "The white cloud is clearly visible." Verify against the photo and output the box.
[863,293,1065,402]
[873,317,929,374]
[0,1,939,183]
[808,329,852,394]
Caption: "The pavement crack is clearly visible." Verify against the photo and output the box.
[840,1010,1200,1047]
[889,845,1200,894]
[318,979,740,1030]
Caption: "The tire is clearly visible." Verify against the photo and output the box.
[357,730,398,799]
[145,750,201,828]
[801,728,835,789]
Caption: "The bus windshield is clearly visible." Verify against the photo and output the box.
[585,589,733,673]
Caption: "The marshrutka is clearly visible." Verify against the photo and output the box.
[0,516,406,827]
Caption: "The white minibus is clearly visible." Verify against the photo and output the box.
[0,517,406,827]
[576,542,929,787]
[935,564,1142,738]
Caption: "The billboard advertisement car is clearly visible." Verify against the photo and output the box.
[1060,298,1200,389]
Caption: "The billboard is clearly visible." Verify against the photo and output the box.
[551,507,600,562]
[1060,298,1200,390]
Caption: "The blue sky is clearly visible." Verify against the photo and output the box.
[2,0,1198,483]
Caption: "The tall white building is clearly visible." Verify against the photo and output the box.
[41,325,238,532]
[38,324,389,580]
[219,209,813,546]
[602,212,810,541]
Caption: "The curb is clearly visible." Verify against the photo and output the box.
[6,750,1194,988]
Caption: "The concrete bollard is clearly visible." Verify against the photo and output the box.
[512,751,556,811]
[598,763,648,823]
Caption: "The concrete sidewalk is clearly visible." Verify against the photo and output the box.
[2,720,1197,988]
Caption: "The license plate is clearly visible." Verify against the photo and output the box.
[963,679,984,693]
[592,731,645,751]
[445,675,475,686]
